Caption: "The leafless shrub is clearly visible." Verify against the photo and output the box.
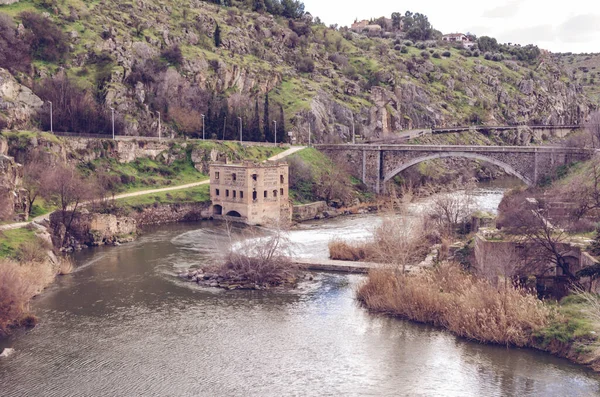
[58,256,74,275]
[427,181,476,234]
[357,262,552,346]
[215,226,298,286]
[0,259,55,336]
[17,240,48,263]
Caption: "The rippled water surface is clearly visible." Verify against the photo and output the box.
[1,186,600,396]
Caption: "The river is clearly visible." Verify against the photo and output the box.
[1,184,600,396]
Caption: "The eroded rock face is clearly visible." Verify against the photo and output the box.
[0,155,27,221]
[0,68,43,129]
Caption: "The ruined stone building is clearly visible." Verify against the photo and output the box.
[209,161,291,226]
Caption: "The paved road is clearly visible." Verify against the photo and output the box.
[0,146,307,232]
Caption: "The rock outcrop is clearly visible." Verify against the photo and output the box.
[0,68,43,129]
[0,154,28,220]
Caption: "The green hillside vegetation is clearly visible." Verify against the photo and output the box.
[0,0,590,143]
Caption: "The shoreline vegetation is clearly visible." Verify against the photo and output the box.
[356,263,600,372]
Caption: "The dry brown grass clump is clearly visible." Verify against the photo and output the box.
[58,256,75,275]
[0,259,55,336]
[357,262,552,347]
[328,239,370,261]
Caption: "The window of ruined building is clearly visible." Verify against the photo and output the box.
[252,174,258,181]
[273,190,278,197]
[280,188,284,196]
[253,191,257,200]
[240,191,244,199]
[226,189,230,197]
[280,175,284,184]
[233,191,237,199]
[215,171,220,180]
[264,191,268,198]
[216,189,220,196]
[232,173,237,181]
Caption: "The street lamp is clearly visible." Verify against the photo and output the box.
[238,117,243,143]
[201,114,205,141]
[110,107,115,140]
[48,101,53,133]
[273,120,277,145]
[157,111,161,140]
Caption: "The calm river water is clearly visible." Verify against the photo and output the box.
[1,185,600,396]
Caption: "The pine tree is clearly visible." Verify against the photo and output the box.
[214,24,222,48]
[278,104,286,143]
[253,97,263,141]
[253,0,266,12]
[263,93,270,142]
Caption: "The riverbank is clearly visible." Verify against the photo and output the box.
[357,263,600,373]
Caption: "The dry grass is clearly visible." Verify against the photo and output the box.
[328,239,370,261]
[58,256,74,275]
[357,262,552,347]
[0,259,55,336]
[328,214,432,270]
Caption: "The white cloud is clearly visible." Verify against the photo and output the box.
[482,0,523,18]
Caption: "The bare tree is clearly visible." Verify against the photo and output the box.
[555,156,600,220]
[585,111,600,148]
[428,181,476,234]
[41,163,95,239]
[21,151,46,219]
[500,194,578,283]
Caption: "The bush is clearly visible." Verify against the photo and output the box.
[296,55,315,73]
[357,262,552,346]
[400,46,408,54]
[0,14,31,72]
[432,52,441,59]
[161,45,183,66]
[442,51,451,57]
[20,11,70,62]
[472,50,480,57]
[0,259,54,336]
[420,50,430,59]
[328,239,369,261]
[404,40,413,47]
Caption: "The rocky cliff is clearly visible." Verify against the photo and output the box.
[0,1,596,143]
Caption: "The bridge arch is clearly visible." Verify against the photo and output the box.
[383,152,533,186]
[225,210,242,218]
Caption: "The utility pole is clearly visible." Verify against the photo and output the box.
[110,107,115,140]
[273,120,277,145]
[238,117,243,143]
[157,111,161,141]
[201,114,205,140]
[48,101,53,133]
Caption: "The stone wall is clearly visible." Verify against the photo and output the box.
[0,154,28,220]
[293,201,327,221]
[129,202,212,226]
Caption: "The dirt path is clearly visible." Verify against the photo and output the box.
[0,146,307,232]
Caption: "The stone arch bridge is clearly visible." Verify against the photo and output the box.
[316,144,593,193]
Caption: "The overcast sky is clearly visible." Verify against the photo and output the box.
[302,0,600,53]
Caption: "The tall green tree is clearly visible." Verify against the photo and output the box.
[253,0,266,12]
[253,97,263,141]
[278,104,286,143]
[214,23,222,48]
[263,93,271,142]
[281,0,304,19]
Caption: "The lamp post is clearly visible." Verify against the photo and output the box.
[273,120,277,145]
[110,107,115,140]
[157,111,161,141]
[238,117,243,143]
[201,114,205,140]
[48,101,53,133]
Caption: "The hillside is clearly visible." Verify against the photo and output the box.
[555,53,600,106]
[0,0,596,144]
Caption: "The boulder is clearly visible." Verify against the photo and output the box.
[0,68,43,129]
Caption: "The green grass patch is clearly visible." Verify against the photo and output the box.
[0,227,38,259]
[117,184,210,209]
